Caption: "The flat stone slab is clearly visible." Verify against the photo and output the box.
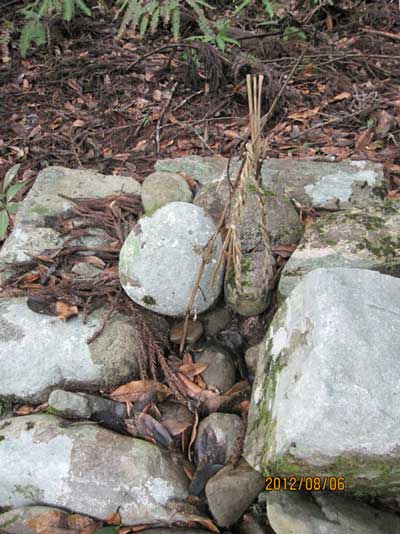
[0,298,138,403]
[244,268,400,496]
[267,491,400,534]
[155,155,229,186]
[155,156,384,209]
[0,414,189,525]
[279,202,400,298]
[0,167,141,283]
[119,202,224,316]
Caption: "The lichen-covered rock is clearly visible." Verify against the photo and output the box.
[279,202,400,298]
[244,268,400,496]
[155,156,228,186]
[142,171,193,213]
[194,179,303,248]
[224,251,275,317]
[259,158,383,210]
[119,202,224,316]
[205,460,265,527]
[0,414,189,525]
[0,298,139,403]
[164,156,384,211]
[0,167,141,284]
[267,491,400,534]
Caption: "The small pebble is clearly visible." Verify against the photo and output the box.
[201,307,232,337]
[195,344,236,392]
[170,319,204,344]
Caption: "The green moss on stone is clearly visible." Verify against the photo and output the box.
[142,295,156,305]
[0,514,19,528]
[264,450,400,496]
[14,484,44,501]
[363,236,400,257]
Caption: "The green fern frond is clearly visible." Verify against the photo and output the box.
[171,5,181,41]
[186,0,213,37]
[75,0,92,17]
[63,0,74,21]
[20,19,46,57]
[140,13,150,36]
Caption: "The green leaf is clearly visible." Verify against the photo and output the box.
[63,0,74,21]
[6,181,26,203]
[38,0,52,18]
[150,6,160,33]
[171,6,181,41]
[139,13,150,36]
[216,34,225,51]
[261,0,275,18]
[6,202,19,215]
[3,163,21,191]
[0,210,10,240]
[233,0,251,14]
[75,0,92,17]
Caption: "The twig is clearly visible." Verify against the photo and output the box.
[155,81,179,155]
[362,27,400,41]
[87,288,121,344]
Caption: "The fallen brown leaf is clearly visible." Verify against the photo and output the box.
[104,511,121,526]
[178,362,209,380]
[15,402,48,416]
[272,243,297,258]
[355,128,373,153]
[110,379,171,403]
[56,301,79,321]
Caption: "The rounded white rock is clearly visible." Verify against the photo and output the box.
[119,202,224,317]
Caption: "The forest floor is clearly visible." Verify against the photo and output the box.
[1,0,400,220]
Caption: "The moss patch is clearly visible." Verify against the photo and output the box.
[264,450,400,497]
[362,236,400,257]
[142,295,156,305]
[14,484,44,501]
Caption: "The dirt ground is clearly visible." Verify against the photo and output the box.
[1,0,400,217]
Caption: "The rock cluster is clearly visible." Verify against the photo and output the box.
[1,156,399,534]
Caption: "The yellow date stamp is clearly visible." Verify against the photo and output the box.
[265,476,345,492]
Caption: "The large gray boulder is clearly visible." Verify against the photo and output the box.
[0,166,141,284]
[279,202,400,298]
[267,491,400,534]
[0,414,189,525]
[244,268,400,496]
[0,298,139,403]
[119,202,224,316]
